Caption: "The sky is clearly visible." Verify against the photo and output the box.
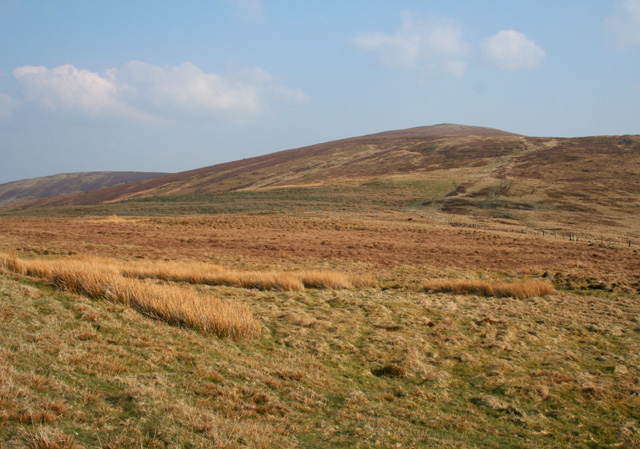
[1,0,639,184]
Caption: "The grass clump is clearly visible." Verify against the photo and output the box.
[0,254,260,339]
[297,270,376,289]
[121,259,375,291]
[122,264,305,291]
[422,278,555,299]
[118,259,225,284]
[24,427,78,449]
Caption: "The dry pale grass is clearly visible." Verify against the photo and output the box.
[0,254,260,339]
[121,260,375,291]
[119,259,225,284]
[24,427,77,449]
[218,270,305,291]
[297,270,376,289]
[422,278,555,299]
[122,264,304,291]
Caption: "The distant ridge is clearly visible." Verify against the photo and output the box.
[0,171,168,205]
[366,124,523,138]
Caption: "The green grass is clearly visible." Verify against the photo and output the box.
[2,266,639,448]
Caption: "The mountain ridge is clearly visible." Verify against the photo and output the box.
[0,171,168,205]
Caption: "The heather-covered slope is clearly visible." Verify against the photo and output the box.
[3,125,524,207]
[0,171,168,205]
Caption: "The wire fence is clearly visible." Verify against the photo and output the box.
[437,218,634,248]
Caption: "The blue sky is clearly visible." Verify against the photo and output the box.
[1,0,639,184]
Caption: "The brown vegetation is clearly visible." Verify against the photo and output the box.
[0,214,637,293]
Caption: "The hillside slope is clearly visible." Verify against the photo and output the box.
[3,124,640,239]
[3,125,519,206]
[0,171,168,205]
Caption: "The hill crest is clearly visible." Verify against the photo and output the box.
[364,123,523,138]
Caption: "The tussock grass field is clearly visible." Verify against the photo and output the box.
[0,211,639,448]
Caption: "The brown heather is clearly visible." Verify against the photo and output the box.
[422,278,555,299]
[0,254,261,339]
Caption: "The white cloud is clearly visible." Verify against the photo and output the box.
[606,0,640,48]
[14,64,119,114]
[351,12,468,78]
[12,61,306,121]
[228,0,263,22]
[113,61,263,115]
[480,30,546,71]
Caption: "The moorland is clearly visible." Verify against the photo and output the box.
[0,124,639,448]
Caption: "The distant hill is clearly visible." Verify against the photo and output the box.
[0,172,168,205]
[3,123,639,239]
[2,124,528,207]
[365,123,522,138]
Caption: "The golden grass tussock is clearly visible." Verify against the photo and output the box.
[122,264,304,291]
[120,259,375,291]
[225,271,305,291]
[422,278,555,299]
[0,254,260,339]
[119,259,225,284]
[297,270,376,290]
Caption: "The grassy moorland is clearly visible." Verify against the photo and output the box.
[0,247,638,448]
[1,126,639,447]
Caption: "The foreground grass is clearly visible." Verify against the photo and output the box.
[0,254,261,339]
[0,252,375,337]
[1,265,639,448]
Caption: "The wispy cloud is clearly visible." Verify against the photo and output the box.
[10,61,307,122]
[351,12,468,78]
[480,30,546,71]
[228,0,264,22]
[606,0,640,48]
